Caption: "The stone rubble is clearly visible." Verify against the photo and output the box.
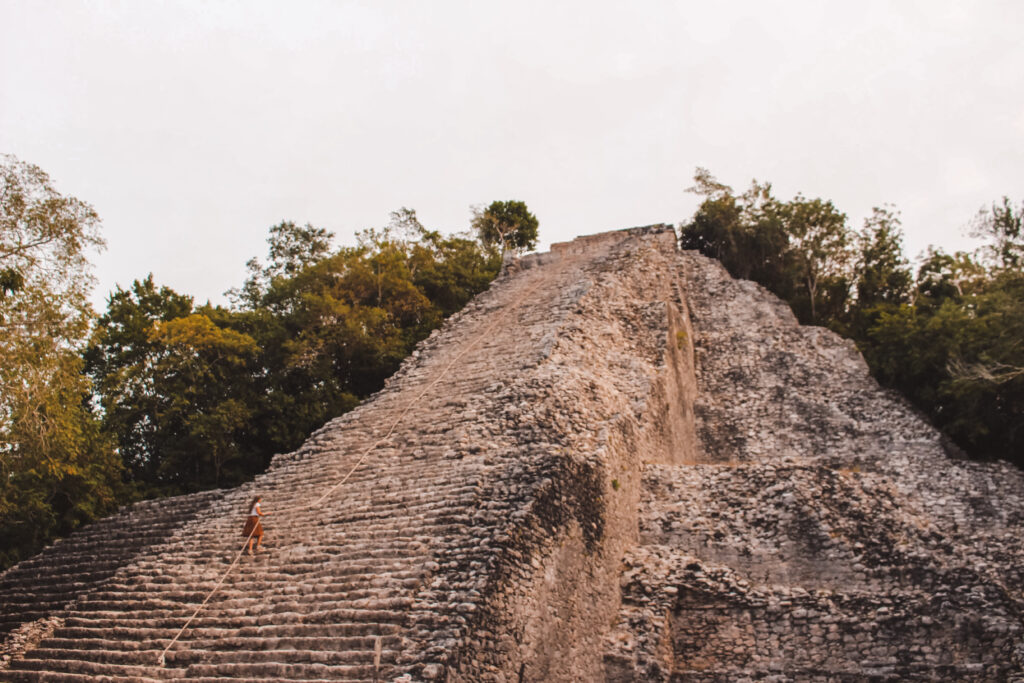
[0,617,63,670]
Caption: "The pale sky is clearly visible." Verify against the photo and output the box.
[2,1,1022,308]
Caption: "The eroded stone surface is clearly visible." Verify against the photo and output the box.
[604,252,1024,682]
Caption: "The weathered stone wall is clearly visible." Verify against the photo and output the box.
[605,251,1024,682]
[2,228,1022,682]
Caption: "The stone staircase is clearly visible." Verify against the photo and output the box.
[0,490,223,640]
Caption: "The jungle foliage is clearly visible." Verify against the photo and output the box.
[0,156,121,569]
[86,209,502,497]
[681,169,1023,467]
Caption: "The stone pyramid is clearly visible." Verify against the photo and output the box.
[2,226,1022,682]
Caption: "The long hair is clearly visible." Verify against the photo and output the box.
[247,496,261,514]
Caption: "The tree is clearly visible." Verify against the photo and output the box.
[84,277,194,484]
[777,195,850,324]
[680,171,743,262]
[853,207,912,307]
[0,155,120,569]
[682,172,793,293]
[265,221,334,277]
[471,200,539,254]
[681,169,849,324]
[915,248,988,307]
[861,271,1024,466]
[230,220,335,309]
[411,232,502,316]
[145,313,258,488]
[686,166,733,200]
[971,197,1024,271]
[86,277,266,491]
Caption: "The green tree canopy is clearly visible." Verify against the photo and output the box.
[0,155,120,569]
[777,196,850,323]
[853,207,912,308]
[471,200,539,254]
[230,220,336,309]
[87,211,501,497]
[681,170,849,323]
[145,313,259,488]
[971,197,1024,271]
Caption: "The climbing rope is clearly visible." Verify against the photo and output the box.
[158,260,559,667]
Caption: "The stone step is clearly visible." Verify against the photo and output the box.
[97,568,425,596]
[178,661,386,680]
[2,673,368,683]
[71,593,415,616]
[3,670,169,683]
[1,558,135,578]
[173,508,472,538]
[61,607,408,631]
[102,564,423,586]
[0,538,170,564]
[181,634,402,652]
[113,561,431,586]
[0,612,56,632]
[56,600,416,628]
[86,579,416,605]
[234,475,480,496]
[25,644,399,667]
[113,547,430,575]
[182,677,376,683]
[49,622,403,651]
[8,657,180,679]
[0,597,70,612]
[53,620,403,643]
[171,647,399,667]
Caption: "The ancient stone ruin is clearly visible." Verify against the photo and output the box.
[2,226,1022,681]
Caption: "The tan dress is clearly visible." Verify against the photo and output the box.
[242,503,263,538]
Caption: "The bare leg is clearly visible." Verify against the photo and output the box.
[248,538,254,555]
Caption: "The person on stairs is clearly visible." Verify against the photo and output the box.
[242,496,269,555]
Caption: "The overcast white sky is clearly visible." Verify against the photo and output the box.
[2,1,1022,308]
